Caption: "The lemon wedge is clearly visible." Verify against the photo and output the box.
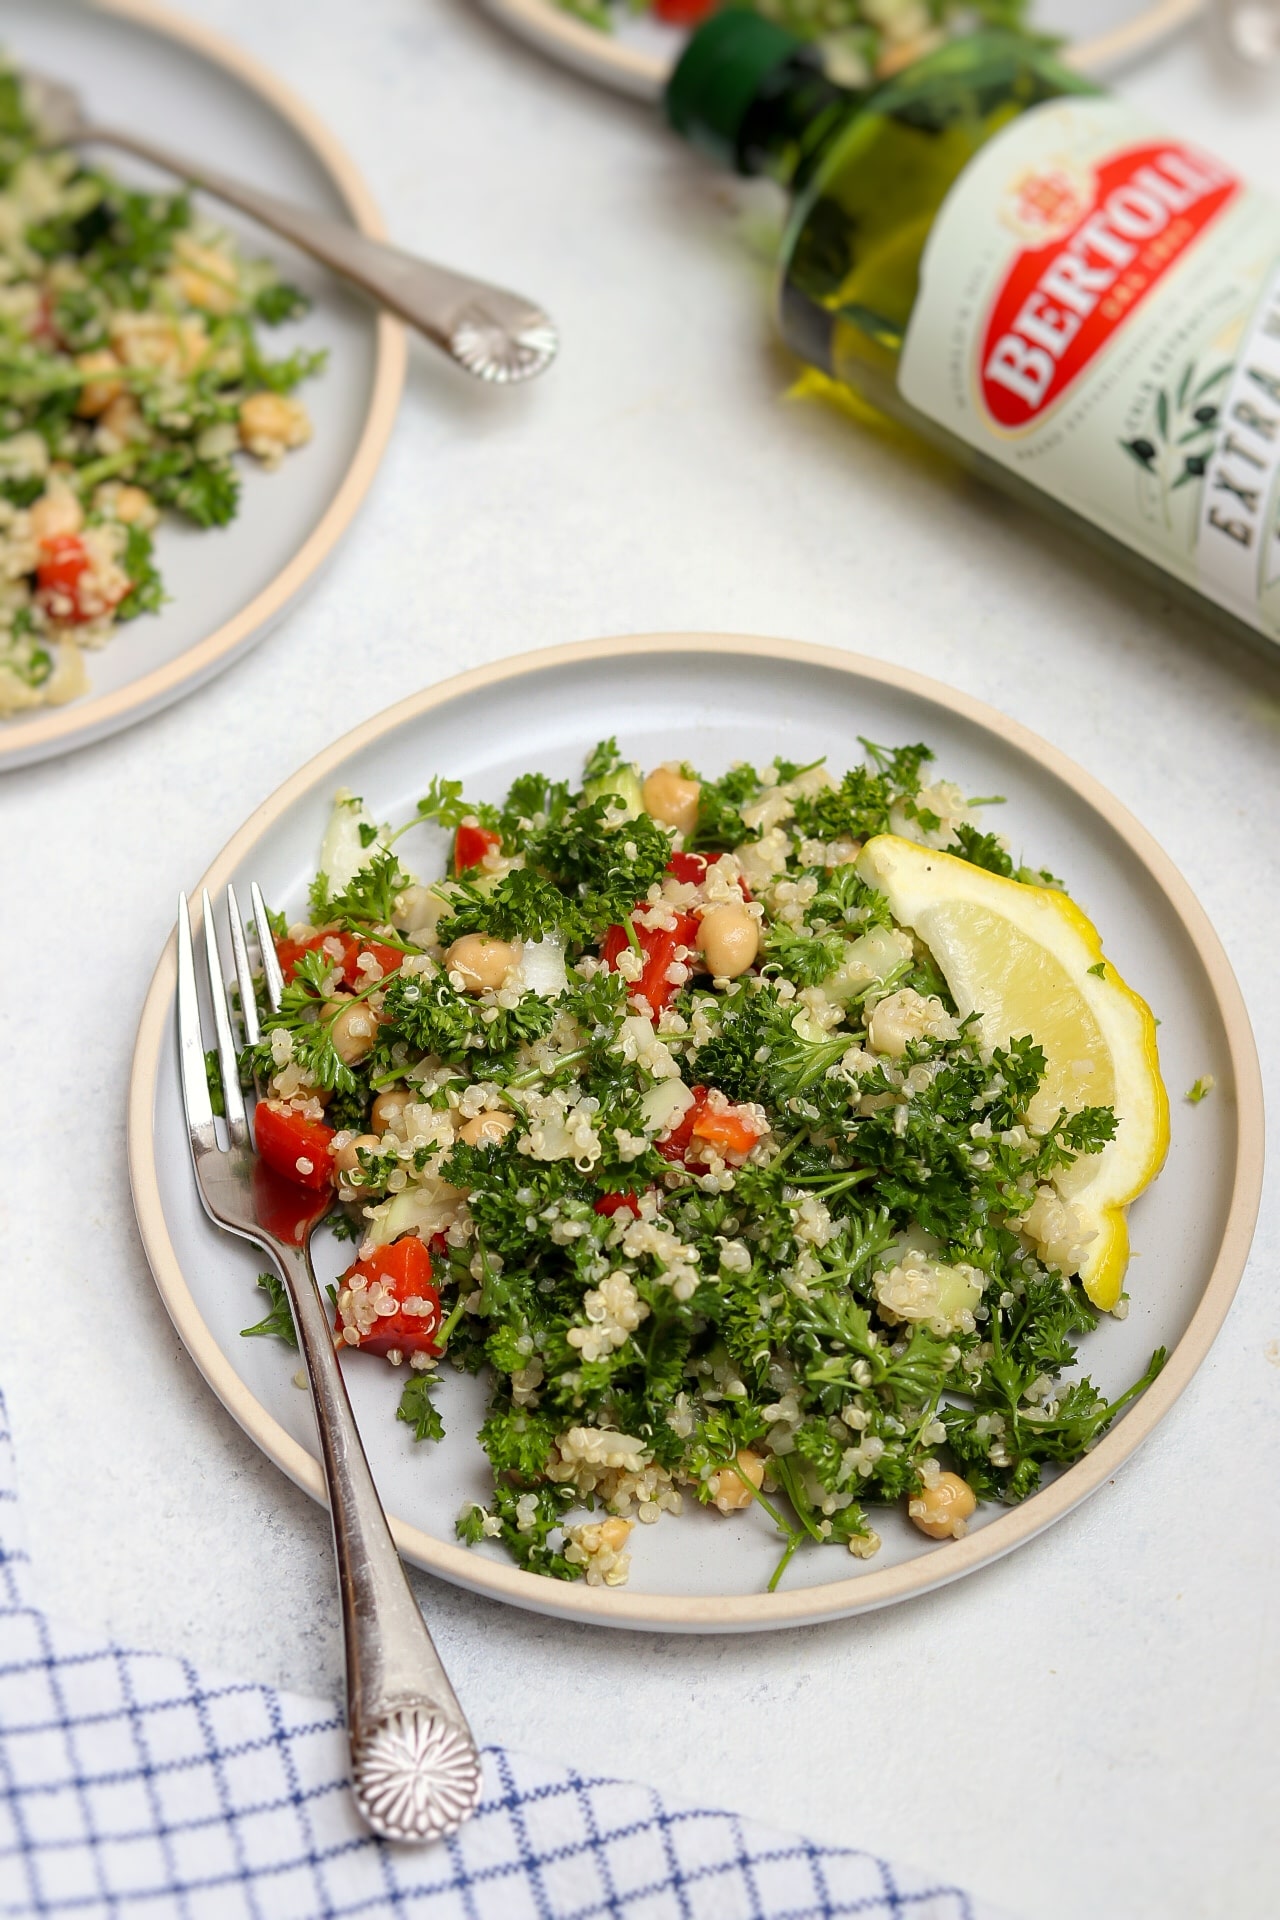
[856,835,1169,1311]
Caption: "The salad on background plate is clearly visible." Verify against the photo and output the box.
[479,0,1205,99]
[0,59,324,719]
[556,0,1045,88]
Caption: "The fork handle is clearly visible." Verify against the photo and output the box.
[271,1237,483,1841]
[81,121,548,366]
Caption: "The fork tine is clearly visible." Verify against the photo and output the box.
[251,882,285,1013]
[200,888,249,1146]
[176,893,214,1136]
[226,883,261,1049]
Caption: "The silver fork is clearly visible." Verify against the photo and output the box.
[176,883,482,1843]
[24,69,557,384]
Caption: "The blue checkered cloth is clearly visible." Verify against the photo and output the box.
[0,1396,1016,1920]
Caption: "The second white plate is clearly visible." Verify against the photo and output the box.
[128,634,1262,1632]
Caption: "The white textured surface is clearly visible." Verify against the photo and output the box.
[0,5,1276,1919]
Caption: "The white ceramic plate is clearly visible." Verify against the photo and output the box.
[128,635,1263,1632]
[480,0,1207,100]
[0,0,405,771]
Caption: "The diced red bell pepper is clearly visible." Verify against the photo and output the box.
[665,850,751,900]
[252,1160,333,1245]
[454,822,501,874]
[35,533,127,626]
[654,0,718,22]
[254,1101,336,1190]
[594,1191,643,1219]
[336,1237,442,1360]
[656,1085,706,1164]
[599,924,627,971]
[600,910,699,1018]
[31,287,60,348]
[274,929,326,982]
[274,928,404,989]
[666,850,709,887]
[657,1086,761,1166]
[275,929,337,983]
[341,937,403,986]
[36,535,88,604]
[692,1098,762,1159]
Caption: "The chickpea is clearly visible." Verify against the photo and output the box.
[93,481,157,529]
[74,349,124,418]
[334,1133,381,1181]
[110,311,207,374]
[176,318,211,374]
[370,1087,414,1136]
[577,1516,634,1555]
[238,391,312,458]
[457,1110,516,1148]
[597,1516,633,1553]
[908,1472,977,1541]
[97,393,148,448]
[27,487,83,544]
[710,1448,765,1514]
[444,934,520,993]
[642,764,700,837]
[172,239,240,316]
[176,264,236,314]
[326,998,378,1065]
[696,903,759,979]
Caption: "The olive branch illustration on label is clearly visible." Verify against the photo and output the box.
[1121,358,1232,526]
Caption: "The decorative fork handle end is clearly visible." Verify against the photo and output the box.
[351,1705,484,1842]
[449,305,558,385]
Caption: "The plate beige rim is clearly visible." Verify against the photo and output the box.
[0,0,407,771]
[128,633,1264,1631]
[479,0,1207,98]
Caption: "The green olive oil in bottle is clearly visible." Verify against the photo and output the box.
[666,11,1280,657]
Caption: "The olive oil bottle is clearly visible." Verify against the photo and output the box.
[666,12,1280,657]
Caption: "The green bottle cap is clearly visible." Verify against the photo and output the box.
[665,8,804,171]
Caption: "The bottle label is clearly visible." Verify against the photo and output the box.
[898,97,1280,646]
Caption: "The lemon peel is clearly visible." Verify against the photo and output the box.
[856,834,1169,1310]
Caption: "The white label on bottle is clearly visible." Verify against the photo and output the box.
[898,96,1280,648]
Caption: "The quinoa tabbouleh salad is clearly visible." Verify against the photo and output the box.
[237,737,1169,1592]
[0,61,323,717]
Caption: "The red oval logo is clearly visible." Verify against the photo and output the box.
[980,143,1239,430]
